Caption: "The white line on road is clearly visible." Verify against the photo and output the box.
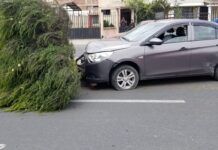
[71,99,186,104]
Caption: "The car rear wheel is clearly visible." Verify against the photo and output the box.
[214,66,218,80]
[111,65,139,91]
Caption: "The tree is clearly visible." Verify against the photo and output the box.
[124,0,171,23]
[0,0,80,112]
[151,0,171,19]
[124,0,146,23]
[173,5,182,19]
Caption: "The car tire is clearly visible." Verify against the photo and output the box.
[111,65,139,91]
[214,66,218,80]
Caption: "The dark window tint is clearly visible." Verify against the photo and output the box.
[102,9,111,15]
[217,28,218,38]
[194,25,216,41]
[157,25,188,44]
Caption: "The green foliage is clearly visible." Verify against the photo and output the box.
[124,0,145,23]
[151,0,171,13]
[124,0,145,11]
[103,20,110,27]
[124,0,171,22]
[173,6,182,19]
[0,0,80,112]
[103,20,114,28]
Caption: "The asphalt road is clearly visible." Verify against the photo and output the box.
[0,43,218,150]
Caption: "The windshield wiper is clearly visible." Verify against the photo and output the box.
[121,36,130,42]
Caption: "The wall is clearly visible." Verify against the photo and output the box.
[150,0,218,6]
[168,0,211,6]
[99,0,125,9]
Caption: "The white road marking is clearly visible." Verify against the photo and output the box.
[71,99,186,104]
[0,144,6,150]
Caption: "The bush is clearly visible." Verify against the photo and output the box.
[125,0,171,22]
[0,0,80,112]
[103,20,110,27]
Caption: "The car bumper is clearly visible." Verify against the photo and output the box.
[77,55,113,83]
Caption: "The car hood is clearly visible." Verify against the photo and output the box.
[86,38,131,53]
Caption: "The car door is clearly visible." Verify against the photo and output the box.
[143,23,192,78]
[189,23,218,75]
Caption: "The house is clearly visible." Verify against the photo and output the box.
[99,0,134,38]
[45,0,134,38]
[55,0,99,28]
[168,0,218,21]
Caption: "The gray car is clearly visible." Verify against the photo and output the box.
[77,19,218,90]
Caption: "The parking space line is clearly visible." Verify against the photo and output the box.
[71,99,186,104]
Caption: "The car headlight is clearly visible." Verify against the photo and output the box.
[87,51,113,63]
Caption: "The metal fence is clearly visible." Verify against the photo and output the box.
[211,8,218,21]
[167,9,218,21]
[67,10,101,39]
[69,27,101,39]
[103,14,117,28]
[103,13,134,33]
[167,12,208,20]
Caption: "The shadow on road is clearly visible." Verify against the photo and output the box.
[82,76,214,90]
[62,76,217,110]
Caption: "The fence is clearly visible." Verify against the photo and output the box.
[167,7,218,21]
[67,10,101,39]
[211,7,218,21]
[103,13,135,33]
[69,27,101,39]
[167,12,209,20]
[103,14,117,28]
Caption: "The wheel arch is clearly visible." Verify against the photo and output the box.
[109,61,141,81]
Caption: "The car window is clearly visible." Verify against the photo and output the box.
[194,25,216,41]
[157,25,188,44]
[216,28,218,39]
[122,22,166,42]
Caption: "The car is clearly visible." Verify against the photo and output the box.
[213,18,218,23]
[77,19,218,91]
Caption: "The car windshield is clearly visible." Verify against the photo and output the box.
[122,22,167,42]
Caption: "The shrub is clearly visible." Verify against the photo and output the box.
[103,20,110,27]
[124,0,171,22]
[0,0,80,112]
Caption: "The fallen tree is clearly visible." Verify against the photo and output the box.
[0,0,80,112]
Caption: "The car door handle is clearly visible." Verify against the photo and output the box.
[179,47,188,51]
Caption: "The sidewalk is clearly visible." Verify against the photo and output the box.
[70,39,100,57]
[69,39,100,46]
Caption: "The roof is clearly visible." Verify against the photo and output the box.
[56,0,81,10]
[57,0,74,5]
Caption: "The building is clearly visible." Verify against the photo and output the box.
[168,0,218,21]
[45,0,218,39]
[99,0,134,38]
[45,0,134,38]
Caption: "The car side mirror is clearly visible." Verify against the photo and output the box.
[148,38,163,45]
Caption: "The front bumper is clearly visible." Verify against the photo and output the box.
[76,55,113,83]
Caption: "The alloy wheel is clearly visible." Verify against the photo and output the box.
[116,69,136,90]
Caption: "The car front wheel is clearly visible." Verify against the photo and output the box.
[111,65,139,91]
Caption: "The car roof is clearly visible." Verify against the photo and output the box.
[154,19,218,26]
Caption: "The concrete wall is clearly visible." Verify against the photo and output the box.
[99,0,125,9]
[167,0,218,6]
[168,0,204,6]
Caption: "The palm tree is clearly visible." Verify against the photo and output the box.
[151,0,171,18]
